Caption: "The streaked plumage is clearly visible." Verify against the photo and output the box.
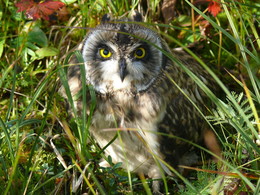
[60,12,217,192]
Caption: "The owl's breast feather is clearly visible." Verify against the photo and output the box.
[89,89,167,174]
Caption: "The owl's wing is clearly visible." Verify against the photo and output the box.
[157,48,217,167]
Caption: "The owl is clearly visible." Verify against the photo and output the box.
[59,12,219,192]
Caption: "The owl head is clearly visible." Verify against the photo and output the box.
[81,12,170,94]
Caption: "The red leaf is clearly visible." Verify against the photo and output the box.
[15,0,34,12]
[208,0,221,17]
[194,0,222,17]
[15,0,65,20]
[41,1,65,10]
[26,6,41,20]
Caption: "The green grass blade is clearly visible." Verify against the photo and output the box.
[184,0,260,103]
[220,0,260,103]
[5,66,17,121]
[0,117,14,161]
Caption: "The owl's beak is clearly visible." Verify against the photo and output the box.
[119,59,127,82]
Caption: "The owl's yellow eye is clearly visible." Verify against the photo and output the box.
[134,47,146,59]
[99,48,112,58]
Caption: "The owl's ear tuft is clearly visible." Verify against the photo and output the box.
[130,11,143,22]
[101,14,112,23]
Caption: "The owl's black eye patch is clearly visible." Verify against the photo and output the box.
[97,45,113,60]
[132,44,150,61]
[134,47,146,59]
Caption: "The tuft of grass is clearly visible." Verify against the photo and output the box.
[0,0,259,194]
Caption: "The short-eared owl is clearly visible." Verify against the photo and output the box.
[60,12,218,192]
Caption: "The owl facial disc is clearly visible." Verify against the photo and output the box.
[81,20,166,94]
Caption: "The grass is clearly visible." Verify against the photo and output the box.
[0,0,259,194]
